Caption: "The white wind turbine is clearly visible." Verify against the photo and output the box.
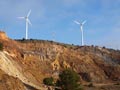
[74,20,86,46]
[18,10,32,39]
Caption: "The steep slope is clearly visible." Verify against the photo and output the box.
[0,31,120,90]
[0,51,45,90]
[0,31,46,90]
[17,40,120,83]
[0,69,26,90]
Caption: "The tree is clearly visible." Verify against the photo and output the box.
[43,77,54,86]
[56,69,83,90]
[0,43,3,51]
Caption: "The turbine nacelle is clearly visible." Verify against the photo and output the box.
[74,20,86,26]
[18,10,32,25]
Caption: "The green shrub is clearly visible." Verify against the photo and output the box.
[43,77,54,86]
[0,43,3,51]
[88,83,94,87]
[57,69,83,90]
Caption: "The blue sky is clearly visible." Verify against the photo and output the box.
[0,0,120,49]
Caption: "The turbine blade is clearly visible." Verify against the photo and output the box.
[74,20,80,25]
[82,20,86,25]
[17,17,25,19]
[27,10,31,17]
[27,19,32,26]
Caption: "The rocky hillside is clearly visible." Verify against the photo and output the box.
[0,31,120,90]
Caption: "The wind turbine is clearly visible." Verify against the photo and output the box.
[74,20,86,46]
[18,10,32,39]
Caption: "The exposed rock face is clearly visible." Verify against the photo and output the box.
[0,31,8,40]
[16,39,120,83]
[51,53,60,71]
[0,31,120,90]
[0,69,26,90]
[0,51,44,90]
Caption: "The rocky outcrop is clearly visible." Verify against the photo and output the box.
[0,31,8,40]
[51,53,62,71]
[14,39,120,83]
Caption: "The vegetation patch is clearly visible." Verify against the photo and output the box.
[43,77,54,86]
[56,69,83,90]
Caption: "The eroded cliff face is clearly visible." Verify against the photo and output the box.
[0,31,120,90]
[0,69,26,90]
[17,39,120,83]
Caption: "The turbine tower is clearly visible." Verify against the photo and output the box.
[18,10,32,39]
[74,20,86,46]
